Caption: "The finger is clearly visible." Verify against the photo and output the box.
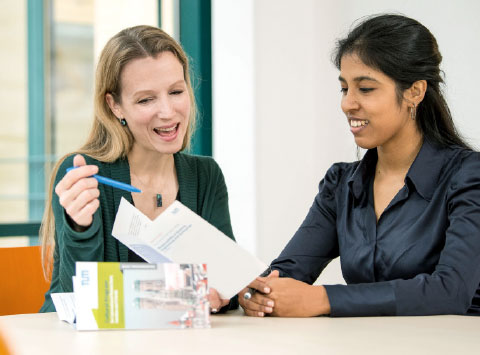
[247,278,271,294]
[66,190,100,224]
[251,292,275,309]
[58,177,98,209]
[70,198,100,227]
[66,183,100,212]
[208,288,222,311]
[242,307,265,317]
[55,163,98,195]
[73,154,87,168]
[64,185,100,217]
[220,298,230,308]
[241,295,274,314]
[240,287,275,308]
[267,269,280,278]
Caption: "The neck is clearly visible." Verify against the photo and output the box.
[376,130,423,174]
[127,146,175,182]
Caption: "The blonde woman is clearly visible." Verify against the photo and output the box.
[40,25,236,313]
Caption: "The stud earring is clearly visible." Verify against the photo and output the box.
[410,103,416,121]
[120,118,127,126]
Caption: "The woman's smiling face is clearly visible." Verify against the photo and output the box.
[339,53,413,150]
[108,51,191,155]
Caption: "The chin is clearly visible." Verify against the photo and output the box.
[354,138,377,150]
[160,139,185,154]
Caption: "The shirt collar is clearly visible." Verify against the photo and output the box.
[348,148,377,202]
[347,139,446,202]
[406,139,446,201]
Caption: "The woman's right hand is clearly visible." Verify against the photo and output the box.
[55,154,100,230]
[239,269,279,317]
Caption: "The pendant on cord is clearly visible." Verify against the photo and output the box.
[156,194,162,207]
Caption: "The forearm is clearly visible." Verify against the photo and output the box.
[54,208,104,291]
[324,270,478,317]
[324,282,396,317]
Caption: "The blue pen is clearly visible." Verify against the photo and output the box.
[66,167,142,193]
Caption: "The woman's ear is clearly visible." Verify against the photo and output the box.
[405,80,427,106]
[105,93,123,119]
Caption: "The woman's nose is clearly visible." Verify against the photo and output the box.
[156,96,175,119]
[341,90,360,113]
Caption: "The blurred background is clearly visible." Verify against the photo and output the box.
[1,0,479,285]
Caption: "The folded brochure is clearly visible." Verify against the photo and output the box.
[112,197,267,299]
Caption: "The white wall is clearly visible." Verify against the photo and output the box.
[94,0,158,60]
[212,0,256,254]
[213,1,480,285]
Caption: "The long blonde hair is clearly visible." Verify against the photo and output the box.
[40,25,197,278]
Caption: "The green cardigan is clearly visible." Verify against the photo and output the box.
[40,152,237,312]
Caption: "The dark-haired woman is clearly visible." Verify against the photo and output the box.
[239,14,480,317]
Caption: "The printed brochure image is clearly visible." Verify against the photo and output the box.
[74,262,210,330]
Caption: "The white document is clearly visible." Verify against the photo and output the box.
[112,197,267,299]
[51,292,76,324]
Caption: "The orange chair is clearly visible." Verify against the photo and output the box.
[0,329,12,355]
[0,246,51,316]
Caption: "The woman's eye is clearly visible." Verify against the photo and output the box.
[170,90,184,95]
[137,98,153,104]
[359,88,374,93]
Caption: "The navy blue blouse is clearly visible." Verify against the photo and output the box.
[271,140,480,316]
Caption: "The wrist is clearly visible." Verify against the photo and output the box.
[310,285,331,316]
[65,213,89,232]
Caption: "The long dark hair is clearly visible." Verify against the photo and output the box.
[334,14,470,149]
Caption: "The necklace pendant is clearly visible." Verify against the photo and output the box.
[156,194,162,207]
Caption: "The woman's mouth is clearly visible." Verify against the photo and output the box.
[153,123,180,141]
[349,119,369,134]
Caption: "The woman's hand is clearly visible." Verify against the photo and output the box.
[265,277,331,317]
[208,288,230,313]
[55,154,100,230]
[239,270,279,317]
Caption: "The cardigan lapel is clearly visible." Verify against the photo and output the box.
[110,157,133,262]
[174,153,198,214]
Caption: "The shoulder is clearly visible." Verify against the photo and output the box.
[448,147,480,188]
[323,161,360,186]
[455,147,480,166]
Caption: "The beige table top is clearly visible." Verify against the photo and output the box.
[1,310,479,355]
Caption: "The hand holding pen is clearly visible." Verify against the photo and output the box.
[55,154,101,230]
[56,154,141,230]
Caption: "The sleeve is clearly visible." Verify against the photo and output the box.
[201,158,238,312]
[40,154,105,311]
[270,163,341,284]
[325,153,480,316]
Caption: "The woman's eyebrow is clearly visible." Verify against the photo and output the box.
[353,75,380,83]
[338,75,380,83]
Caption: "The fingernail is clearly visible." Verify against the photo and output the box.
[258,312,264,317]
[265,307,273,313]
[264,287,270,293]
[267,301,274,307]
[212,308,217,313]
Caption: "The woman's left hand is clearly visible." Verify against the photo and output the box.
[208,288,230,313]
[264,277,331,317]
